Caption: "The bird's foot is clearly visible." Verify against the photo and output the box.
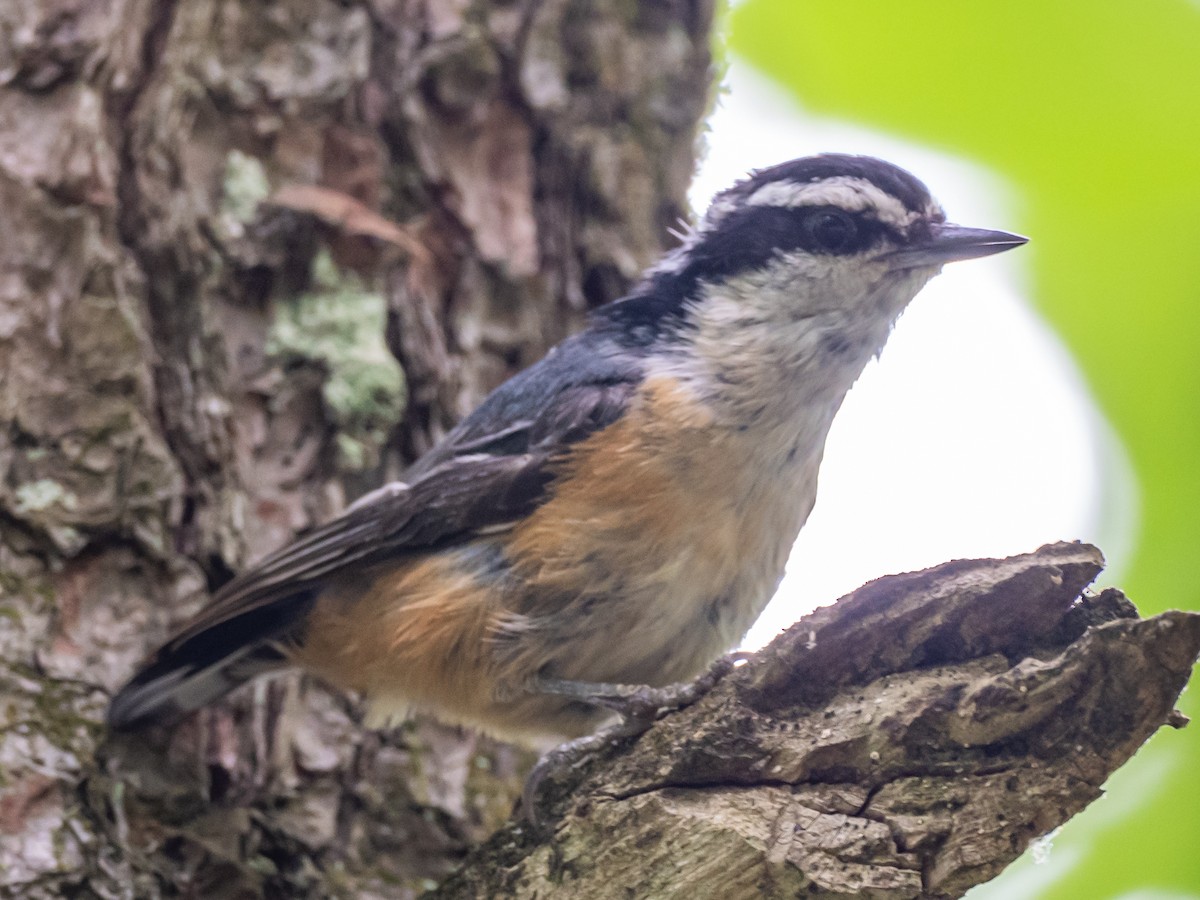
[521,651,750,826]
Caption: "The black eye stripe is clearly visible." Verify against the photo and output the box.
[684,204,893,281]
[597,204,901,342]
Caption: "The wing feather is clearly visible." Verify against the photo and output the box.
[161,370,641,653]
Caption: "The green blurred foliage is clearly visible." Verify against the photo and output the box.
[730,1,1200,897]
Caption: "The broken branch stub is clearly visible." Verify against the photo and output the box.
[433,542,1200,900]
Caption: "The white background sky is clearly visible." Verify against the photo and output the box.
[693,62,1134,650]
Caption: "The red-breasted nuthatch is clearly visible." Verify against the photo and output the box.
[108,154,1027,746]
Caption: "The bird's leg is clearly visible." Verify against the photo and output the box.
[520,652,749,824]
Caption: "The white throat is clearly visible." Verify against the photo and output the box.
[651,256,937,445]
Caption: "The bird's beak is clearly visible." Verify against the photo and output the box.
[887,223,1028,269]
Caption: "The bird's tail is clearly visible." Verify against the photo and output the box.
[106,595,313,730]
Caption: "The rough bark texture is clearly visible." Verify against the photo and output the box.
[0,1,713,897]
[434,542,1200,899]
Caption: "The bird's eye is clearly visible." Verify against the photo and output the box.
[807,210,858,253]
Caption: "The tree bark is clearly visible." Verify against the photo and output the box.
[434,543,1200,899]
[0,1,713,897]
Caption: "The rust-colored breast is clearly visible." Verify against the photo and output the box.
[291,553,502,726]
[290,374,814,744]
[501,374,812,688]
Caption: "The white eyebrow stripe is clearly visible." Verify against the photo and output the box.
[702,195,739,225]
[742,176,926,230]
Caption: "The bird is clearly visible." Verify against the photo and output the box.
[107,154,1027,748]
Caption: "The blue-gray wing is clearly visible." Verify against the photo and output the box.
[108,333,641,728]
[155,332,641,650]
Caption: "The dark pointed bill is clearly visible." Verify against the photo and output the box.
[887,223,1028,268]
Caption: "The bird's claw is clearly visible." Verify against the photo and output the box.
[520,651,750,826]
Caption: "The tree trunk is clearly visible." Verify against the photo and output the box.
[0,2,713,897]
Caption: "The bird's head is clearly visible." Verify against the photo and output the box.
[595,154,1026,421]
[695,154,1024,321]
[602,154,1025,340]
